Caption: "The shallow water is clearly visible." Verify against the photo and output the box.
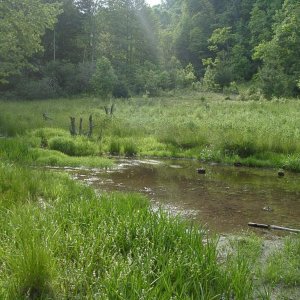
[57,159,300,234]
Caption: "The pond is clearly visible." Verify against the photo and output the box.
[57,159,300,234]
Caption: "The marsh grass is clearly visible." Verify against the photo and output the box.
[48,136,98,156]
[265,236,300,286]
[109,139,121,155]
[0,137,112,168]
[123,139,138,157]
[0,162,264,299]
[2,92,300,170]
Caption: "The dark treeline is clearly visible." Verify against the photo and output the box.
[1,0,300,99]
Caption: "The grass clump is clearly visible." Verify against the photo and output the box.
[0,138,112,168]
[7,213,57,299]
[109,139,121,155]
[265,236,300,286]
[123,139,137,157]
[48,136,98,156]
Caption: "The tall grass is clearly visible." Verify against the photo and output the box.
[2,93,300,170]
[0,137,112,168]
[0,162,262,299]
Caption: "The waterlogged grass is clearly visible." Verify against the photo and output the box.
[1,92,300,170]
[0,162,265,299]
[0,137,112,168]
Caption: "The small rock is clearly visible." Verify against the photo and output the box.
[263,206,273,212]
[197,168,206,174]
[234,162,242,167]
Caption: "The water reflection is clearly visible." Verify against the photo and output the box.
[58,159,300,234]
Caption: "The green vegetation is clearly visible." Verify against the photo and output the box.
[0,161,298,298]
[0,0,300,298]
[265,236,300,286]
[0,163,256,298]
[1,0,300,99]
[0,94,299,298]
[0,137,112,168]
[2,93,300,171]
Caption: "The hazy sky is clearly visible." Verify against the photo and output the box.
[146,0,161,6]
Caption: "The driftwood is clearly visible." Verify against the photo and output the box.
[248,222,300,233]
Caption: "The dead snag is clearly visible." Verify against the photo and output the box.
[110,104,115,116]
[88,114,93,137]
[70,117,76,136]
[104,106,109,115]
[79,117,83,135]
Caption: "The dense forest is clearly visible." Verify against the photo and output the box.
[1,0,300,99]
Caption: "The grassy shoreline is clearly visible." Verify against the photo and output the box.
[0,161,299,299]
[2,92,300,171]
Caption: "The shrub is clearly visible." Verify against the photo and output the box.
[91,57,117,98]
[113,80,130,99]
[16,77,60,100]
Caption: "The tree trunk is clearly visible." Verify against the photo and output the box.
[70,117,76,136]
[79,117,83,135]
[88,114,93,137]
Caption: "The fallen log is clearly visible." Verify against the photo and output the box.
[248,222,300,233]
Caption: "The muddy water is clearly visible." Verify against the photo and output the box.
[60,159,300,234]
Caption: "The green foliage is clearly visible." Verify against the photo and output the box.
[91,57,117,98]
[0,137,112,168]
[16,77,60,100]
[123,140,138,157]
[0,0,62,83]
[201,65,220,92]
[253,0,300,97]
[109,140,121,155]
[3,93,300,170]
[0,163,261,298]
[8,216,57,299]
[49,136,97,156]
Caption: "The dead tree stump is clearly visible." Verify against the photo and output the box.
[70,117,76,136]
[88,114,93,137]
[79,117,83,135]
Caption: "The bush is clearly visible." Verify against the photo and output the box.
[16,77,60,100]
[91,57,117,98]
[112,80,130,99]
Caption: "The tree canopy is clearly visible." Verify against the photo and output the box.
[1,0,300,98]
[0,0,61,83]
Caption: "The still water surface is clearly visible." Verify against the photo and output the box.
[59,159,300,234]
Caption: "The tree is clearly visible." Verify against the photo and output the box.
[253,0,300,97]
[91,57,117,98]
[0,0,61,83]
